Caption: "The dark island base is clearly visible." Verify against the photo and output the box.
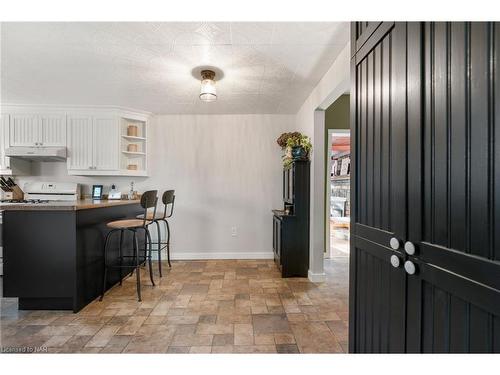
[18,297,73,310]
[3,203,144,312]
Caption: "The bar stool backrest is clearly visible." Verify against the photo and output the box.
[161,190,175,219]
[140,190,158,226]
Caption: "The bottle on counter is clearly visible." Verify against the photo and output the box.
[129,181,135,200]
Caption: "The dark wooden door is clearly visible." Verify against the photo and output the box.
[349,22,409,353]
[405,22,500,353]
[350,21,500,353]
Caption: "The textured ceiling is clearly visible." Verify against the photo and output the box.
[1,22,349,114]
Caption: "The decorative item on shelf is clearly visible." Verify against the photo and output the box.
[127,125,138,137]
[127,164,138,171]
[127,144,138,152]
[276,132,312,169]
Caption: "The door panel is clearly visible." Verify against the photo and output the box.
[351,21,500,353]
[67,116,93,170]
[39,114,66,146]
[350,22,408,353]
[9,114,39,146]
[406,22,500,352]
[93,117,119,171]
[408,261,500,353]
[352,239,406,353]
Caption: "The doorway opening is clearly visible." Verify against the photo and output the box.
[323,94,350,262]
[327,130,351,258]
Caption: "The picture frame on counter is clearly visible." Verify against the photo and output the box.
[92,185,103,200]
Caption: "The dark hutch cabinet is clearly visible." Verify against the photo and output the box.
[272,160,310,277]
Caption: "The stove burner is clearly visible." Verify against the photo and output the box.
[1,199,50,204]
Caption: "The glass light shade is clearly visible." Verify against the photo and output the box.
[199,78,217,102]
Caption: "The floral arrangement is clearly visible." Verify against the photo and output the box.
[276,132,312,168]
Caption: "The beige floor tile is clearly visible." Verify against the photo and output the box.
[84,325,121,347]
[116,315,147,335]
[233,345,277,353]
[290,321,343,353]
[254,333,275,345]
[170,333,214,346]
[42,335,72,347]
[211,345,234,353]
[189,345,212,353]
[274,333,296,344]
[196,323,233,335]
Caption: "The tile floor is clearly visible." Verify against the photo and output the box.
[0,258,348,354]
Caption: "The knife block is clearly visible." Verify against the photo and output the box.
[5,185,24,200]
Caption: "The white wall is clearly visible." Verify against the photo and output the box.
[17,114,295,260]
[294,42,350,281]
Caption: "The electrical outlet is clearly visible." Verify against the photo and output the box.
[231,226,237,237]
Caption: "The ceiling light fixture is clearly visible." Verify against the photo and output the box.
[199,69,217,102]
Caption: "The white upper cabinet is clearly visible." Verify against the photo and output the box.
[9,114,39,146]
[9,114,66,147]
[39,115,66,146]
[67,116,94,171]
[0,114,10,170]
[67,115,121,174]
[93,117,119,171]
[0,115,31,175]
[3,105,149,176]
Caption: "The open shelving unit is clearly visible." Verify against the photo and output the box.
[120,117,148,176]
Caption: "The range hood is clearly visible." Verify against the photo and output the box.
[5,147,67,162]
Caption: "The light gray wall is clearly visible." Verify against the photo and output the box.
[17,114,295,259]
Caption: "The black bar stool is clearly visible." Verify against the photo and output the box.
[100,190,158,302]
[137,190,175,277]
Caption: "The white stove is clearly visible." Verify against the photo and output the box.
[0,199,50,205]
[23,181,80,201]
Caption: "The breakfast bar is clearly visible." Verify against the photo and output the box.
[1,199,144,312]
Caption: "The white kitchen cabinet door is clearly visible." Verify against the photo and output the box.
[0,115,10,171]
[93,117,119,171]
[67,116,93,171]
[39,115,66,147]
[9,114,39,146]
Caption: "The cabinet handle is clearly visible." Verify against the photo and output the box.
[404,241,416,255]
[390,255,401,268]
[389,237,400,250]
[404,260,417,275]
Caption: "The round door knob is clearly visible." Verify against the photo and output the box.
[390,255,400,268]
[404,260,417,275]
[390,237,400,250]
[404,241,416,255]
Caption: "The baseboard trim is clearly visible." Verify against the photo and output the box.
[308,270,326,283]
[168,252,275,260]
